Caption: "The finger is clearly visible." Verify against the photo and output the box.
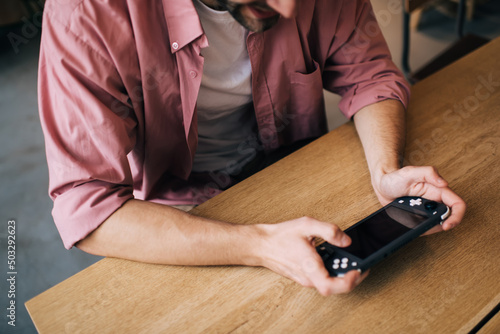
[300,217,351,248]
[305,254,369,296]
[422,224,443,236]
[299,252,335,294]
[299,250,358,296]
[275,261,314,288]
[439,187,466,231]
[404,166,448,188]
[320,270,370,296]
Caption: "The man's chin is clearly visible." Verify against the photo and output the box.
[240,15,280,32]
[216,0,281,33]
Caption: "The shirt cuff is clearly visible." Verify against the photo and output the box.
[339,80,411,119]
[52,181,134,249]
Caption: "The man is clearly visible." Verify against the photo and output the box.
[38,0,466,296]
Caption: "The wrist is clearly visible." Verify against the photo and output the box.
[235,223,270,267]
[370,162,400,192]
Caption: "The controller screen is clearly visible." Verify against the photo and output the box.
[342,206,428,260]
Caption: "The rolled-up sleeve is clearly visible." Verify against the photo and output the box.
[323,0,410,119]
[39,12,136,249]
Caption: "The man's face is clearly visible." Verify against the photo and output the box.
[213,0,297,32]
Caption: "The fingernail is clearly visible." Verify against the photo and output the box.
[355,272,363,284]
[341,235,350,246]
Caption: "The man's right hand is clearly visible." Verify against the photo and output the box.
[78,200,367,296]
[253,217,369,296]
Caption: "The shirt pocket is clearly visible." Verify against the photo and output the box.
[280,60,327,144]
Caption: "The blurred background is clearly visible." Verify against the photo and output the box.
[0,0,499,332]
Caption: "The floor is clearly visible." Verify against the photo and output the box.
[0,1,499,333]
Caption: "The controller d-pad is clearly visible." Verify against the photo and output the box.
[410,198,422,207]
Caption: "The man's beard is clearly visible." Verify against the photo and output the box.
[215,0,280,32]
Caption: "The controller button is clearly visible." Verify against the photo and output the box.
[424,201,438,210]
[341,263,348,269]
[410,198,422,207]
[341,258,349,263]
[333,263,340,270]
[334,259,340,264]
[352,262,357,267]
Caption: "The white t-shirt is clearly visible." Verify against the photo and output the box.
[191,0,259,173]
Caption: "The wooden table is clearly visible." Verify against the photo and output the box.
[26,37,500,333]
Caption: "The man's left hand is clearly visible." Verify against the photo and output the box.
[372,166,466,233]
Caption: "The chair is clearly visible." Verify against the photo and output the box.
[0,0,45,26]
[402,0,490,83]
[23,0,45,17]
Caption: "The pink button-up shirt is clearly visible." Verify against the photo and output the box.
[39,0,410,249]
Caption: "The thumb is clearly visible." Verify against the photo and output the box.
[302,218,351,248]
[404,166,448,188]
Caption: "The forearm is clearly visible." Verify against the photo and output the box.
[353,99,406,185]
[76,199,262,266]
[76,196,367,295]
[352,100,466,230]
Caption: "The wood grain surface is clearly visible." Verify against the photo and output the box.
[26,37,500,333]
[477,308,500,334]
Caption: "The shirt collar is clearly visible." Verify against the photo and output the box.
[161,0,208,53]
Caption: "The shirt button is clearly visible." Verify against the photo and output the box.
[189,70,197,78]
[172,42,179,50]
